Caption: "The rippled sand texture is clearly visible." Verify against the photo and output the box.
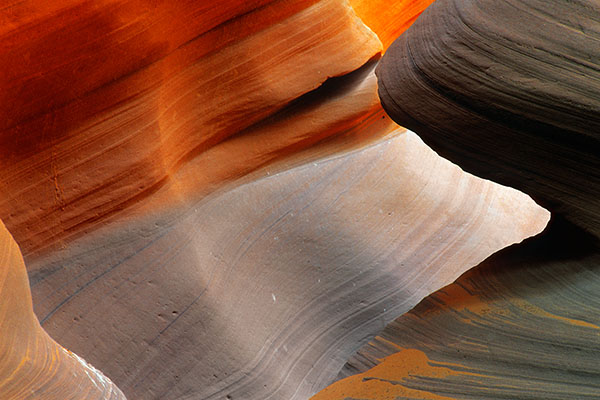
[316,0,600,398]
[0,0,556,399]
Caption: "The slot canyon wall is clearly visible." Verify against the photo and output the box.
[0,1,596,400]
[314,0,600,399]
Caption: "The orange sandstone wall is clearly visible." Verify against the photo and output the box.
[349,0,436,49]
[0,0,381,257]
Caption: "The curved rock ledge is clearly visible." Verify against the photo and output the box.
[29,130,548,399]
[317,217,600,400]
[376,0,600,236]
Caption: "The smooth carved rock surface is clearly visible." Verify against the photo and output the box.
[316,218,600,400]
[0,0,381,257]
[0,0,557,399]
[30,130,548,399]
[349,0,436,49]
[313,0,600,398]
[0,1,400,398]
[0,220,125,400]
[376,0,600,237]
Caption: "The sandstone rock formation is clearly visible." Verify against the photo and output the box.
[0,0,564,399]
[28,130,548,399]
[316,217,600,400]
[376,0,600,237]
[0,219,125,399]
[314,0,600,398]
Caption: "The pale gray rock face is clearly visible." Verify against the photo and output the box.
[30,132,547,399]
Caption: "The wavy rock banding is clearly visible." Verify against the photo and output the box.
[376,0,600,236]
[318,218,600,400]
[0,0,381,257]
[0,219,125,399]
[0,0,558,399]
[315,0,600,398]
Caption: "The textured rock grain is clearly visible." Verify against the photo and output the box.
[30,131,548,399]
[319,218,600,400]
[0,0,381,257]
[0,219,125,400]
[376,0,600,236]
